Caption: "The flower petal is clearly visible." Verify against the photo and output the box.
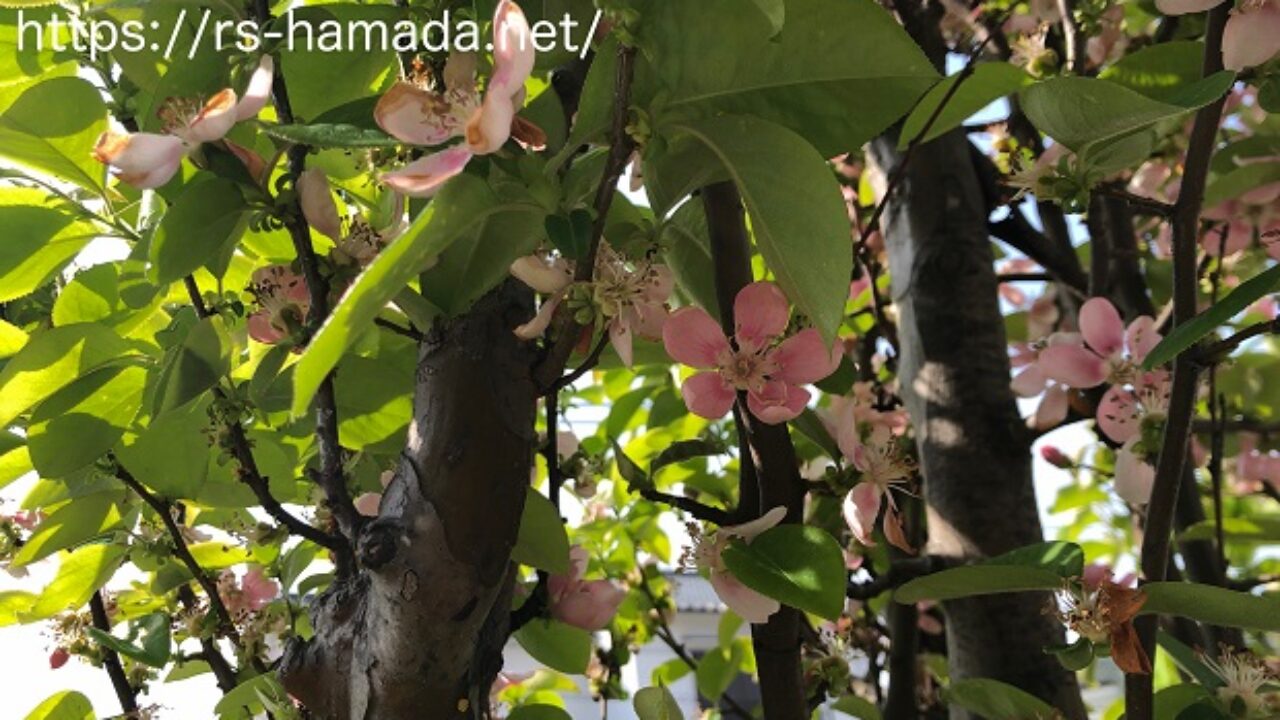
[1115,442,1155,505]
[1033,384,1070,430]
[380,147,474,198]
[734,282,790,351]
[1080,297,1125,358]
[510,255,572,294]
[374,82,463,146]
[609,319,634,368]
[843,483,882,546]
[663,307,730,368]
[465,93,515,155]
[93,131,185,189]
[710,570,780,624]
[490,0,536,99]
[298,168,343,242]
[235,55,275,121]
[680,371,737,420]
[1223,1,1280,71]
[1038,344,1108,388]
[724,506,788,541]
[1011,364,1048,397]
[1124,316,1161,363]
[248,311,286,345]
[183,89,239,145]
[770,328,841,385]
[883,506,915,554]
[514,292,563,340]
[354,492,382,517]
[552,580,626,631]
[1097,385,1141,443]
[747,382,809,424]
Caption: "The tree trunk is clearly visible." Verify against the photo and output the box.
[870,132,1087,719]
[282,281,538,720]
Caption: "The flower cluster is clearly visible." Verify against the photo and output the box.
[94,57,274,188]
[663,282,841,424]
[374,1,541,197]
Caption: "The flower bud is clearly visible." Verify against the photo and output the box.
[1040,445,1073,469]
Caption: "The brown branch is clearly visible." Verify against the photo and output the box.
[374,317,424,341]
[548,331,611,393]
[89,592,139,715]
[1126,4,1232,715]
[1201,318,1280,360]
[534,44,638,390]
[988,208,1089,295]
[1097,184,1176,217]
[176,585,239,693]
[847,556,952,601]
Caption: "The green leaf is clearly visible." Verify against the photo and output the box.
[22,691,95,720]
[0,77,106,191]
[1180,517,1280,544]
[513,619,592,674]
[1098,41,1210,102]
[612,438,652,491]
[28,543,127,620]
[1143,265,1280,369]
[696,643,744,701]
[636,0,938,157]
[0,323,131,430]
[115,396,212,500]
[987,541,1085,578]
[894,564,1062,604]
[152,316,231,415]
[899,63,1033,148]
[149,175,249,284]
[1156,630,1223,689]
[1044,637,1094,671]
[261,122,400,148]
[84,611,171,667]
[831,694,882,719]
[0,590,37,627]
[28,363,147,478]
[0,190,96,302]
[748,0,785,35]
[508,707,573,720]
[1139,582,1280,632]
[12,493,123,567]
[292,175,540,416]
[792,409,842,462]
[945,679,1056,719]
[659,200,719,318]
[214,673,290,719]
[512,488,570,574]
[1021,71,1235,152]
[634,686,684,720]
[720,524,846,620]
[669,114,852,343]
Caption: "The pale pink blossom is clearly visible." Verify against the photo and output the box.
[93,56,274,188]
[663,282,840,424]
[1037,298,1161,391]
[548,546,625,631]
[1115,439,1156,505]
[510,244,671,366]
[1156,0,1280,70]
[840,424,915,552]
[689,507,787,623]
[375,2,536,197]
[247,265,311,346]
[297,169,402,267]
[218,567,280,618]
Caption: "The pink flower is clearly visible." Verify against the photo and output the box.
[49,647,70,670]
[1115,439,1156,505]
[510,244,672,367]
[548,546,625,631]
[1038,298,1161,390]
[247,265,311,346]
[1010,332,1082,431]
[1082,563,1136,590]
[375,2,536,197]
[218,567,280,618]
[690,507,787,623]
[1155,0,1280,70]
[93,56,274,188]
[663,282,840,424]
[297,169,401,267]
[839,424,915,552]
[1096,370,1170,444]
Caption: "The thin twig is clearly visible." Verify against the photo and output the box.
[638,490,735,526]
[89,592,139,715]
[549,332,611,393]
[1201,319,1280,360]
[1097,184,1176,217]
[374,317,424,341]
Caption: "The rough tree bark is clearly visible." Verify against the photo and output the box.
[871,130,1087,719]
[281,281,538,720]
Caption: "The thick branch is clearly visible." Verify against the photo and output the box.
[89,592,139,715]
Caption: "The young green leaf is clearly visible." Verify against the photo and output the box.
[27,363,146,478]
[0,323,131,430]
[21,691,95,720]
[899,63,1033,149]
[633,686,684,720]
[513,619,592,674]
[149,175,249,285]
[512,488,571,574]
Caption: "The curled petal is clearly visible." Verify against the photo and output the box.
[183,89,239,145]
[662,307,731,368]
[551,580,626,631]
[1038,344,1108,388]
[515,291,563,340]
[1222,1,1280,71]
[1124,316,1161,363]
[1079,297,1125,358]
[609,319,634,368]
[235,55,275,121]
[298,168,343,242]
[223,140,268,185]
[374,82,463,146]
[248,311,287,345]
[93,131,185,189]
[723,506,788,542]
[1033,384,1070,430]
[380,146,474,197]
[843,483,882,546]
[770,328,841,385]
[734,282,790,351]
[1011,364,1048,397]
[629,301,668,340]
[883,506,915,554]
[465,93,515,155]
[710,570,780,624]
[490,0,536,99]
[510,255,572,294]
[1097,385,1141,443]
[680,371,737,420]
[1115,442,1155,505]
[1154,0,1223,13]
[747,382,809,424]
